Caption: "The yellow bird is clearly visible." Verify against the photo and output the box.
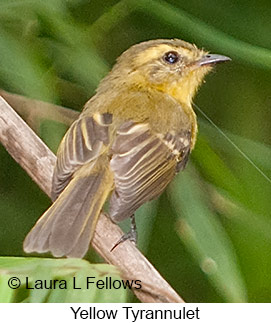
[23,39,230,258]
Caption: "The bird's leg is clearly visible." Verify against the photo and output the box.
[110,214,137,251]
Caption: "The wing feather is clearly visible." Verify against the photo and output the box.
[109,122,191,222]
[51,113,112,201]
[24,113,113,258]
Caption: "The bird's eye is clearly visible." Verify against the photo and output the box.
[163,51,180,64]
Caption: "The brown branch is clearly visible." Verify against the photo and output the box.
[0,89,79,132]
[0,96,184,303]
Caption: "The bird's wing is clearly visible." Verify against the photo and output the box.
[24,112,114,258]
[51,112,112,201]
[109,121,191,222]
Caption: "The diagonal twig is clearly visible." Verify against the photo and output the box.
[0,89,78,132]
[0,96,184,303]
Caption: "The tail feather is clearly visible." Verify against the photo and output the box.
[66,196,103,258]
[23,165,113,258]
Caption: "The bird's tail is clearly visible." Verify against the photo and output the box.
[23,163,113,258]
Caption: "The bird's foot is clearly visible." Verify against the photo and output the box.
[110,214,137,251]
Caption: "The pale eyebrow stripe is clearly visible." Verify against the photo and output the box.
[193,102,271,185]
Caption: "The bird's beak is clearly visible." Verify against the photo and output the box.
[197,54,231,66]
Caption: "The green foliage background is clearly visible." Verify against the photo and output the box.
[0,0,271,302]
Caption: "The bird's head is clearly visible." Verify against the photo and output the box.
[109,39,230,106]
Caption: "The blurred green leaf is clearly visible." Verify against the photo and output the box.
[169,171,247,302]
[194,120,271,217]
[0,275,14,302]
[0,28,55,101]
[134,0,271,69]
[88,0,271,69]
[0,257,128,303]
